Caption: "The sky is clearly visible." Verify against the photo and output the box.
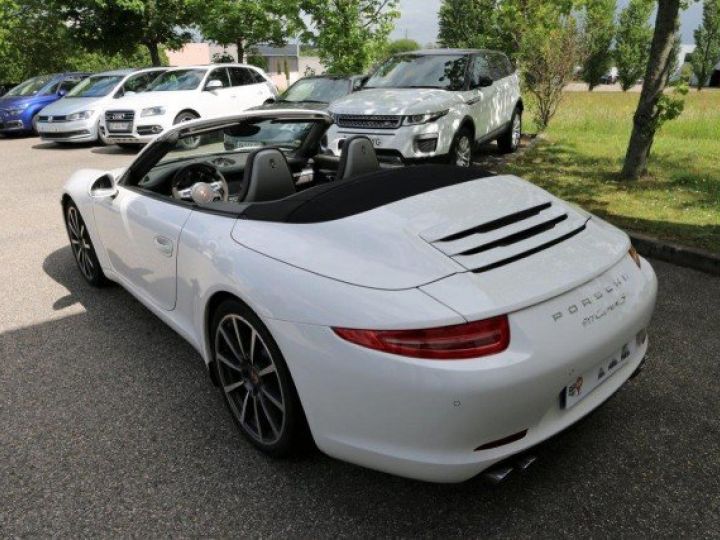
[391,0,705,45]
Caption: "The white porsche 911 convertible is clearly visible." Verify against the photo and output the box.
[62,110,657,483]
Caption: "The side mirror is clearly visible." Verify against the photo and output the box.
[474,76,494,88]
[205,79,223,91]
[90,174,118,198]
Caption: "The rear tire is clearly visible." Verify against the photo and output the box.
[497,108,522,154]
[448,126,474,167]
[212,298,310,457]
[64,200,108,287]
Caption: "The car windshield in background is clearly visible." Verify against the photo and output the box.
[157,120,316,165]
[6,75,55,97]
[365,54,468,90]
[281,78,350,103]
[66,75,123,98]
[147,69,206,91]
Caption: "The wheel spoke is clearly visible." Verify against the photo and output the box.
[217,352,243,373]
[249,330,258,365]
[253,396,263,440]
[259,393,280,438]
[219,326,243,362]
[223,379,245,394]
[257,364,276,378]
[232,317,247,360]
[261,386,284,413]
[240,391,250,424]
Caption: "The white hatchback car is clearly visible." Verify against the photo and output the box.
[326,49,523,166]
[36,67,167,144]
[102,64,276,147]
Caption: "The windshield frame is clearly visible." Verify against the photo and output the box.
[364,53,471,91]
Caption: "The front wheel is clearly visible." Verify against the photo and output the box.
[497,108,522,154]
[174,111,200,149]
[64,201,107,287]
[448,127,474,167]
[212,299,309,457]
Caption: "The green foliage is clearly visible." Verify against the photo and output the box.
[580,0,616,90]
[438,0,503,50]
[689,0,720,90]
[0,0,162,81]
[56,0,195,65]
[386,38,420,55]
[301,0,400,75]
[193,0,303,61]
[655,67,690,133]
[246,51,269,71]
[519,4,584,130]
[614,0,654,91]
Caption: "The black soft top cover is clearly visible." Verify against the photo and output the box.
[240,164,494,224]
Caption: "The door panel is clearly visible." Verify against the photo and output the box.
[467,55,496,137]
[93,187,192,310]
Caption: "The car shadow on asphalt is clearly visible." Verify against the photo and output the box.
[91,145,140,155]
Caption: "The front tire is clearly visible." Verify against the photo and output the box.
[448,126,473,167]
[64,201,107,287]
[497,108,522,154]
[212,298,308,457]
[174,111,200,149]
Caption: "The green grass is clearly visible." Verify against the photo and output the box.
[500,91,720,253]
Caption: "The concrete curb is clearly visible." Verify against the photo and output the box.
[629,231,720,276]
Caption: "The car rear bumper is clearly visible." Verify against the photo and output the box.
[265,257,657,483]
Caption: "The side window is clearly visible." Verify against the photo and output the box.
[229,67,260,86]
[470,54,492,87]
[206,68,231,88]
[487,54,507,81]
[124,71,162,93]
[249,69,267,84]
[59,78,80,93]
[502,54,515,76]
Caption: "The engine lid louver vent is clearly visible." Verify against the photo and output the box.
[423,200,588,273]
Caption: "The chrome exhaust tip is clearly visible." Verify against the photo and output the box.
[482,454,538,484]
[515,454,537,472]
[482,465,514,484]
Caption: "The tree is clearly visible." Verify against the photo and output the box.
[621,0,683,180]
[57,0,195,66]
[193,0,303,63]
[614,0,654,91]
[581,0,616,90]
[689,0,720,90]
[387,38,420,55]
[438,0,501,50]
[522,13,584,130]
[302,0,400,75]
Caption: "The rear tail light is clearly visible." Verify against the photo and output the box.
[333,316,510,360]
[629,246,641,268]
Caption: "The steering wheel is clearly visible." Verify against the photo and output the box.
[171,162,229,202]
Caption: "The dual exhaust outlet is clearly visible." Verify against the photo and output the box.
[482,454,538,484]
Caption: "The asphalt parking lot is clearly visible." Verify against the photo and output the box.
[1,135,719,537]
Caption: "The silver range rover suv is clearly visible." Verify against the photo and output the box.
[326,49,523,166]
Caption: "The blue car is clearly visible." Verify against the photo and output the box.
[0,72,89,135]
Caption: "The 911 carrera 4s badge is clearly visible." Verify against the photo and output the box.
[551,273,630,327]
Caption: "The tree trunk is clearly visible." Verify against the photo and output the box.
[620,0,681,180]
[236,39,244,63]
[147,42,162,67]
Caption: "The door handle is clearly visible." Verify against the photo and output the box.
[153,235,174,257]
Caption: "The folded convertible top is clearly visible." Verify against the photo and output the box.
[240,164,494,223]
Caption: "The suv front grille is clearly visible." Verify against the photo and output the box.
[336,114,401,130]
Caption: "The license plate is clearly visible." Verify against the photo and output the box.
[108,121,131,132]
[563,339,638,409]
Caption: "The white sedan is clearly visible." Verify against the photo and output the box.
[61,110,657,483]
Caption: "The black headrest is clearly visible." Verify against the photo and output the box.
[337,135,380,180]
[241,148,296,203]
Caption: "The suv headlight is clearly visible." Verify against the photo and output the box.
[67,110,94,121]
[403,110,449,125]
[141,106,166,117]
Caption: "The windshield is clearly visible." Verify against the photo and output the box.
[6,75,55,97]
[157,119,317,166]
[146,69,206,91]
[67,75,123,98]
[281,78,350,103]
[365,54,469,90]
